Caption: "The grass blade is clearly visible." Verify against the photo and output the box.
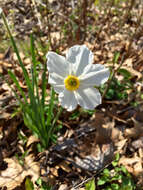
[41,63,47,108]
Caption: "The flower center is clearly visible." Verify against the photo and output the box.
[64,75,80,91]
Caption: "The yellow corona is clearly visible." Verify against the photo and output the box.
[64,75,80,91]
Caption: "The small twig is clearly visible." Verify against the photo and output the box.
[102,53,125,99]
[72,176,93,189]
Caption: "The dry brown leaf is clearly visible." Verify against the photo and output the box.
[115,139,127,153]
[115,61,142,79]
[58,184,68,190]
[18,81,27,89]
[139,148,143,158]
[122,66,142,79]
[0,155,40,190]
[0,158,23,189]
[0,61,12,68]
[125,119,143,138]
[59,161,71,173]
[0,53,4,60]
[13,52,25,61]
[123,58,133,66]
[50,167,59,177]
[24,57,31,65]
[119,155,142,176]
[131,137,143,150]
[26,135,39,148]
[2,83,12,91]
[51,32,60,44]
[0,112,11,120]
[133,162,143,176]
[0,67,2,74]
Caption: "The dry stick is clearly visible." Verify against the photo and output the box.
[82,0,88,27]
[102,53,125,100]
[72,176,93,189]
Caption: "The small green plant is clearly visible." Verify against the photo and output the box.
[25,177,52,190]
[1,10,62,149]
[69,109,95,121]
[97,153,136,190]
[15,151,28,166]
[18,131,28,145]
[101,51,133,101]
[101,76,131,100]
[84,154,136,190]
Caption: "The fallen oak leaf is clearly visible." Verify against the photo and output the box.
[0,155,40,190]
[119,154,143,176]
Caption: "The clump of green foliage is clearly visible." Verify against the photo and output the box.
[101,73,132,100]
[100,51,133,101]
[25,177,52,190]
[85,154,136,190]
[1,10,62,150]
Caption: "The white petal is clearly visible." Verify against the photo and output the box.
[75,87,101,110]
[80,67,110,87]
[82,64,106,75]
[53,85,64,94]
[58,89,78,111]
[48,72,64,85]
[48,73,64,93]
[66,45,94,76]
[46,51,69,77]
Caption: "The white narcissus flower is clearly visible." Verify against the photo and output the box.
[46,45,110,111]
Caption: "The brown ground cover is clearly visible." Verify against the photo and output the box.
[0,0,143,189]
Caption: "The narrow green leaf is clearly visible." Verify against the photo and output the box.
[46,88,55,147]
[47,88,55,126]
[25,177,34,190]
[118,68,131,79]
[113,52,120,64]
[2,12,32,89]
[85,179,96,190]
[1,12,36,111]
[30,34,39,99]
[41,63,47,108]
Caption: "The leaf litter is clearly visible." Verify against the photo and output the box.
[0,0,143,189]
